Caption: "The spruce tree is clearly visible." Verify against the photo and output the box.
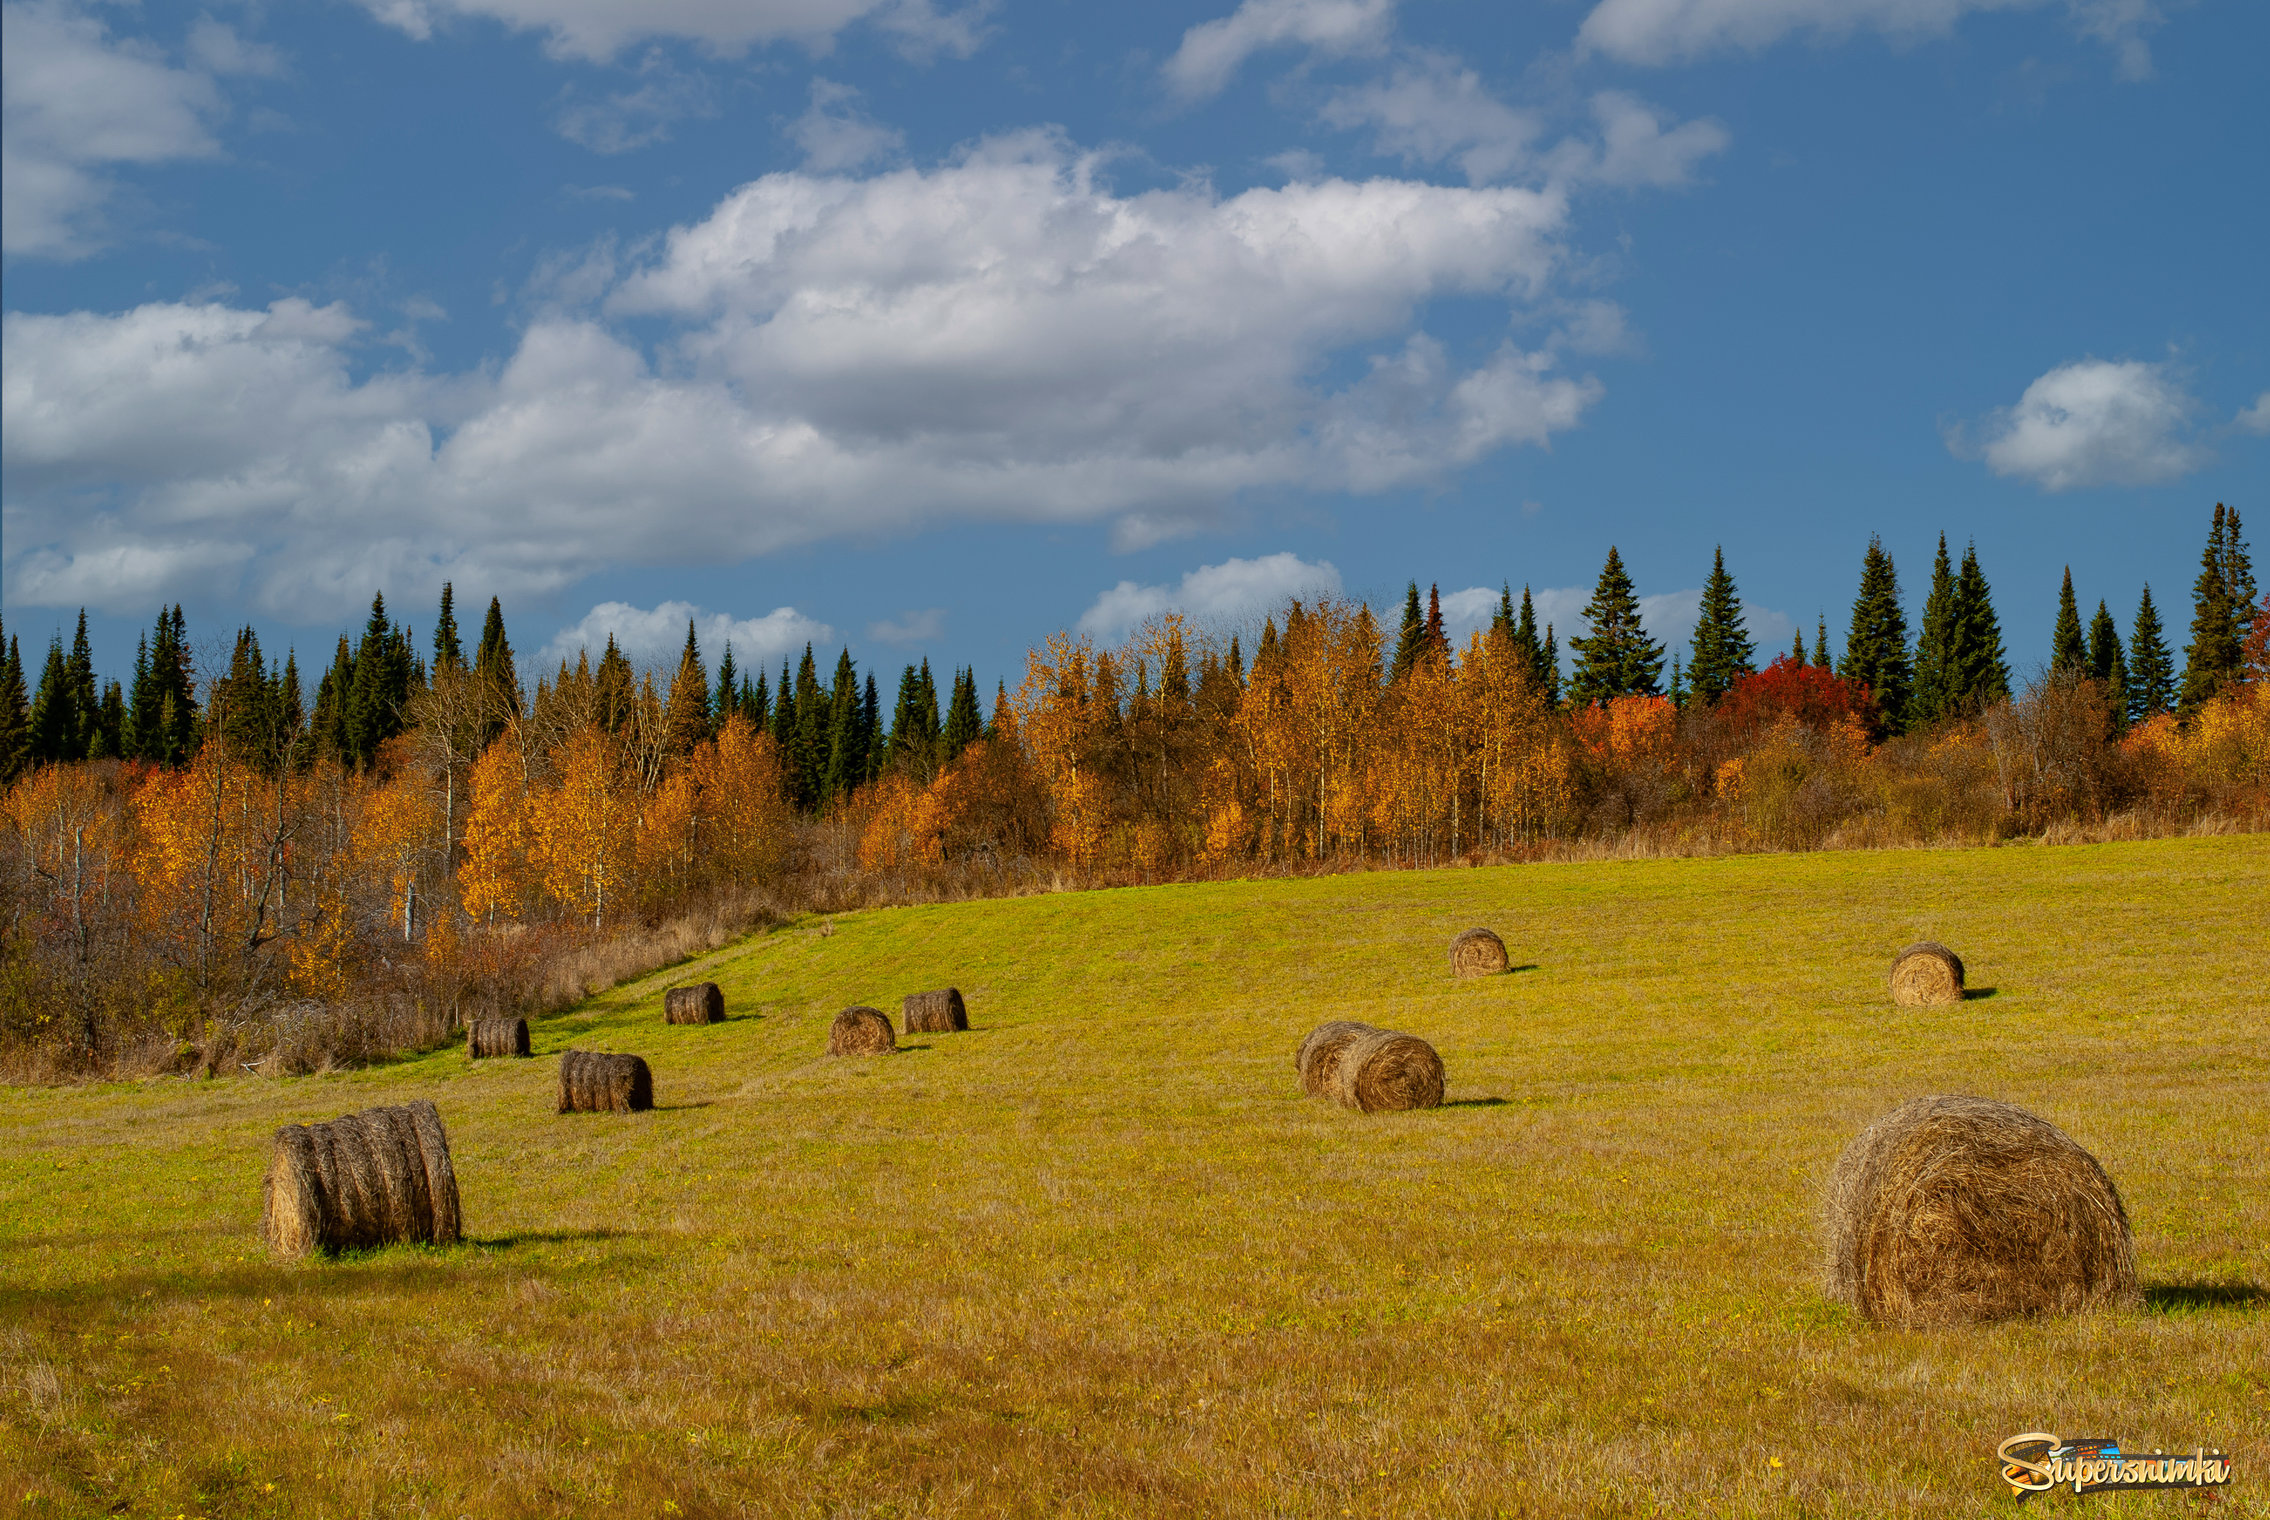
[216,628,277,766]
[1540,623,1560,703]
[593,637,634,732]
[276,654,306,768]
[2180,503,2248,712]
[1812,617,1832,671]
[888,665,920,771]
[0,631,29,784]
[28,636,77,764]
[130,607,197,763]
[1686,546,1755,705]
[1422,584,1449,661]
[1491,583,1516,642]
[66,611,102,759]
[310,636,354,760]
[860,673,884,782]
[432,583,464,672]
[1840,537,1912,733]
[2050,567,2086,675]
[821,649,861,803]
[1389,582,1425,682]
[1949,544,2011,711]
[713,643,738,731]
[1668,654,1687,708]
[914,658,942,755]
[95,680,127,761]
[2087,599,2127,723]
[1790,628,1805,665]
[770,661,796,757]
[792,646,827,806]
[1512,587,1548,690]
[1911,534,1958,727]
[473,596,520,719]
[345,594,408,764]
[744,669,769,732]
[1566,547,1663,705]
[941,666,983,763]
[663,621,711,754]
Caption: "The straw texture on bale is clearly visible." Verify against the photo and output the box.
[467,1016,530,1059]
[1294,1020,1377,1098]
[665,982,725,1025]
[557,1049,654,1113]
[1823,1095,2139,1327]
[1449,927,1509,978]
[902,988,969,1034]
[827,1005,896,1056]
[1889,942,1965,1007]
[1325,1027,1446,1112]
[261,1099,462,1257]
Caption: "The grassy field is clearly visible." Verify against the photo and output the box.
[3,836,2266,1518]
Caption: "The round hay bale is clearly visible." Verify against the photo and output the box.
[467,1016,530,1058]
[1823,1095,2138,1327]
[1294,1020,1377,1098]
[1449,927,1509,978]
[261,1101,462,1257]
[664,982,725,1026]
[827,1005,896,1056]
[1325,1027,1446,1113]
[1889,942,1965,1007]
[901,988,969,1034]
[556,1049,655,1113]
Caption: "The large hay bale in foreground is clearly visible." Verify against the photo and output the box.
[557,1050,654,1113]
[1294,1020,1377,1098]
[827,1006,896,1056]
[664,982,725,1025]
[1450,927,1509,978]
[1325,1027,1446,1113]
[262,1099,462,1258]
[467,1016,530,1059]
[1823,1095,2138,1327]
[902,988,968,1034]
[1889,942,1965,1007]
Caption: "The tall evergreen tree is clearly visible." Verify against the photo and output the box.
[27,636,78,764]
[1812,616,1832,671]
[1491,583,1516,642]
[128,605,197,764]
[1540,623,1560,703]
[663,620,711,754]
[1510,587,1549,691]
[2050,567,2087,675]
[65,611,102,759]
[473,596,520,719]
[2124,584,2173,723]
[0,630,29,783]
[821,649,862,803]
[861,673,884,782]
[941,666,983,763]
[2087,599,2128,723]
[1422,584,1448,661]
[1911,534,1958,727]
[94,680,127,761]
[1566,547,1663,704]
[2180,503,2247,712]
[888,664,921,772]
[1949,544,2010,712]
[593,637,635,732]
[713,643,738,731]
[214,627,277,765]
[432,582,464,672]
[1840,537,1912,733]
[1790,628,1806,665]
[791,645,827,806]
[743,668,770,732]
[345,593,419,765]
[1389,581,1426,683]
[310,636,355,760]
[1686,546,1755,705]
[275,653,305,768]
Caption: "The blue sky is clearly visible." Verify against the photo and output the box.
[4,0,2264,695]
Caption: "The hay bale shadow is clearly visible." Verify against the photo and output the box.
[2146,1281,2268,1313]
[473,1229,631,1250]
[1963,987,1999,1000]
[1508,963,1540,974]
[1441,1097,1508,1108]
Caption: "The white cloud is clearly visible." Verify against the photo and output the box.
[1078,553,1342,641]
[552,51,715,154]
[1437,586,1502,642]
[1165,0,1394,100]
[867,608,945,645]
[1577,0,2160,76]
[359,0,984,63]
[1321,58,1725,193]
[541,601,834,671]
[4,138,1600,619]
[0,1,252,258]
[787,79,904,172]
[1964,358,2208,491]
[2236,391,2270,437]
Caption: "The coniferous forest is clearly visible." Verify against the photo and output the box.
[2,506,2264,1079]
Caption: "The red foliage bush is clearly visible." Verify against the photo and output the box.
[1716,656,1868,737]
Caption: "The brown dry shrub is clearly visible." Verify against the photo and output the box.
[1822,1094,2139,1327]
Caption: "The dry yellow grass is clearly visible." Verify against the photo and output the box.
[2,836,2265,1517]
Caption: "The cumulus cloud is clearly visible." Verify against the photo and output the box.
[1165,0,1394,100]
[1577,0,2161,77]
[359,0,984,63]
[541,600,834,671]
[1,1,269,258]
[1961,358,2208,491]
[1078,553,1342,641]
[2236,391,2270,436]
[4,137,1601,619]
[787,79,904,172]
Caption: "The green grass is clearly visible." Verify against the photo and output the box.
[4,836,2266,1518]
